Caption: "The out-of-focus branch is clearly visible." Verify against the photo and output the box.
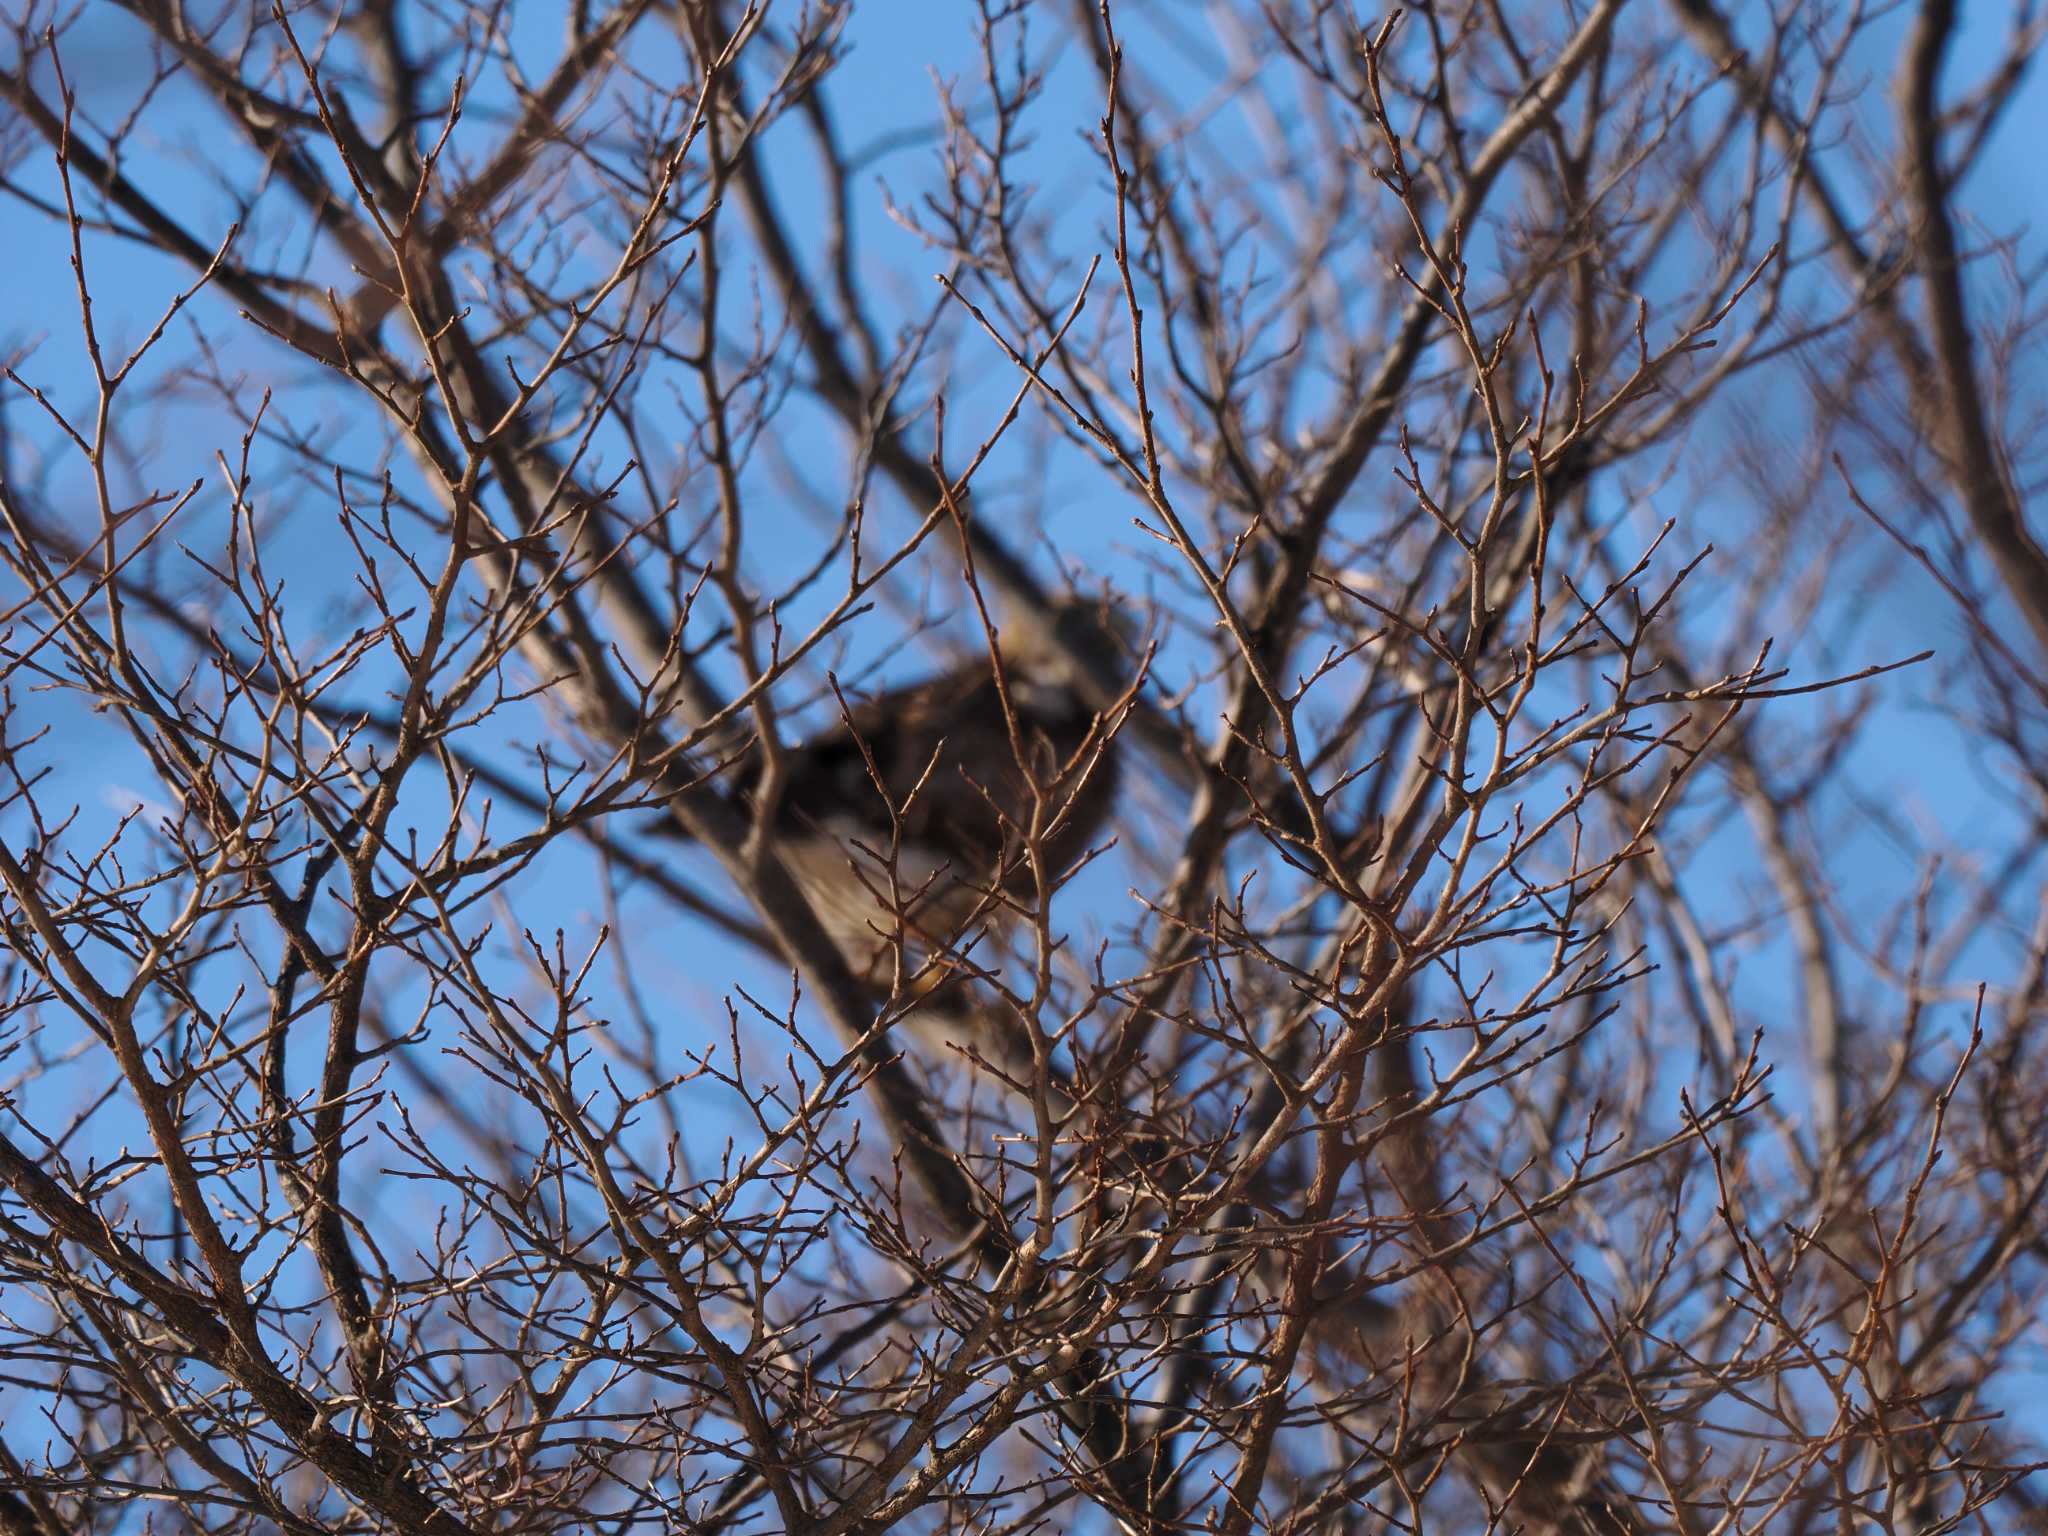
[1669,0,2048,658]
[1896,0,2048,655]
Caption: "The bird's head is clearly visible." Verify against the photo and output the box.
[991,592,1144,712]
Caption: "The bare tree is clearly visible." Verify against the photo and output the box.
[1,1,2045,1532]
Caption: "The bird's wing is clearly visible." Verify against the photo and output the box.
[780,669,1005,839]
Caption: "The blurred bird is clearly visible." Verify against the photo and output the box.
[743,599,1133,1076]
